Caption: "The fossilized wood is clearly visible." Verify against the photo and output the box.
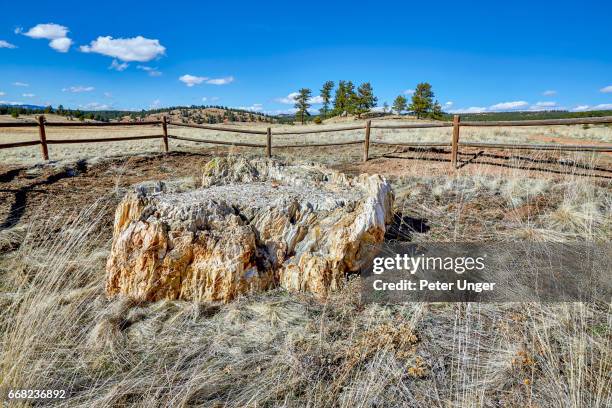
[106,157,394,302]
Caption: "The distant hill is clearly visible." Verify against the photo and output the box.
[140,106,274,125]
[0,103,46,110]
[441,110,612,122]
[0,104,275,124]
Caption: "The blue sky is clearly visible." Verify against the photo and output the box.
[1,0,611,114]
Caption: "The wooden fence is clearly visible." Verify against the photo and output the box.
[1,115,612,168]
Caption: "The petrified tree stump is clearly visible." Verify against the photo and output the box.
[106,157,393,302]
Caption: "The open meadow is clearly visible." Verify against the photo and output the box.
[0,116,610,407]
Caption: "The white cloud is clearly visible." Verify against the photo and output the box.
[137,65,162,77]
[236,103,263,112]
[150,99,161,109]
[80,36,165,62]
[443,101,453,109]
[104,92,113,98]
[179,74,206,87]
[448,106,488,114]
[21,23,72,52]
[81,102,112,110]
[205,76,234,85]
[22,93,35,97]
[488,101,529,111]
[0,40,17,49]
[22,23,68,39]
[62,85,95,93]
[13,82,29,87]
[403,89,415,95]
[309,95,324,104]
[276,92,323,105]
[593,103,612,110]
[572,103,612,111]
[202,96,220,102]
[0,92,4,96]
[179,75,233,86]
[600,85,612,93]
[450,100,548,114]
[276,92,299,104]
[542,90,557,96]
[49,37,72,52]
[572,105,590,111]
[0,100,26,105]
[533,101,557,107]
[109,59,128,71]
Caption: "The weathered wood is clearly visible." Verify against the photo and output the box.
[370,122,453,129]
[363,120,371,162]
[0,140,41,149]
[266,127,272,158]
[162,116,169,153]
[168,121,268,135]
[460,116,612,127]
[273,125,365,135]
[274,140,364,148]
[371,141,452,147]
[168,134,266,147]
[46,135,163,144]
[459,142,612,152]
[0,122,39,128]
[37,115,49,160]
[451,115,460,168]
[44,120,162,127]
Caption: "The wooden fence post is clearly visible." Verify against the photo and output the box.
[161,116,169,153]
[266,127,272,158]
[37,115,49,161]
[363,120,371,162]
[451,115,461,168]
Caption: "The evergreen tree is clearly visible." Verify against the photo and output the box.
[392,95,407,114]
[345,81,357,114]
[409,82,434,119]
[430,100,443,119]
[320,81,334,118]
[294,88,312,124]
[383,101,389,113]
[333,81,347,114]
[355,82,377,117]
[333,80,357,115]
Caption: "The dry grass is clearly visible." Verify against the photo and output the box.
[0,150,610,406]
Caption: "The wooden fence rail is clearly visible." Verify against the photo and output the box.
[1,115,612,169]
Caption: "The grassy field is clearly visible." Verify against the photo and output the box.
[0,116,610,406]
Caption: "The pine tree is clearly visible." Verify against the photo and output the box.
[409,82,434,119]
[333,81,347,115]
[392,95,407,114]
[320,81,334,118]
[430,100,443,119]
[294,88,312,125]
[355,82,377,117]
[345,81,357,114]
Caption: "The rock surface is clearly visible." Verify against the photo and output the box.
[106,157,394,302]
